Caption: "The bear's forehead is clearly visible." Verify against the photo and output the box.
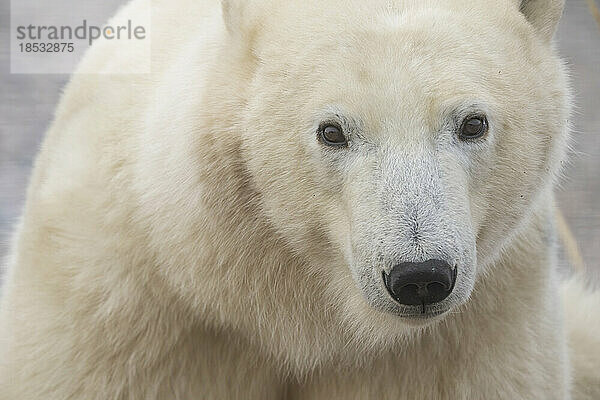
[272,29,511,130]
[332,11,531,73]
[262,4,539,92]
[253,1,557,134]
[263,1,537,75]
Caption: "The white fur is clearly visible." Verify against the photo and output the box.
[1,0,598,398]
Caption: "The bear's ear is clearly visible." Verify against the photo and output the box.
[517,0,565,41]
[221,0,265,39]
[221,0,244,35]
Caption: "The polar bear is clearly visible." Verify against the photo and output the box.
[1,0,599,398]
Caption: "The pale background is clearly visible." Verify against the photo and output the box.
[1,0,599,283]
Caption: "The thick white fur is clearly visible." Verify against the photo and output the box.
[1,0,598,399]
[562,278,600,399]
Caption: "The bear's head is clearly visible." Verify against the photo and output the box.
[221,0,569,325]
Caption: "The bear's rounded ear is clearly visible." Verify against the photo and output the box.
[221,0,264,38]
[517,0,565,41]
[221,0,244,35]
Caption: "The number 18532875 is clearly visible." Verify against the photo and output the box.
[19,42,74,53]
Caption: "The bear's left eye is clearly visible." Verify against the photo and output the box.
[318,123,347,147]
[459,115,489,140]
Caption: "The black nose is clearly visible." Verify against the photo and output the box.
[383,259,457,307]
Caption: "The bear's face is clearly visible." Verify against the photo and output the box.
[235,0,568,325]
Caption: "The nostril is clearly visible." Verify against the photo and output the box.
[427,281,445,294]
[383,259,457,307]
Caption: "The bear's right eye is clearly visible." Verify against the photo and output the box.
[318,123,347,147]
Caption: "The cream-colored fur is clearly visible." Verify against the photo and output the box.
[1,0,598,399]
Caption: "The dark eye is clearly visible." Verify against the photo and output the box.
[459,115,488,140]
[319,123,347,147]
